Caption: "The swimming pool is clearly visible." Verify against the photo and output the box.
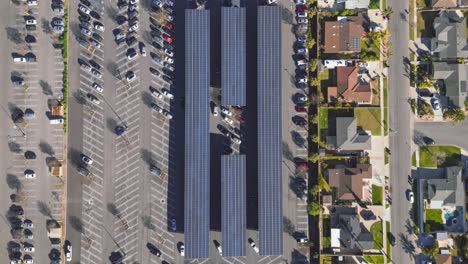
[444,209,460,227]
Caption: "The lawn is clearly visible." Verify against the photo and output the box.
[322,215,331,248]
[386,221,391,261]
[370,77,380,106]
[412,152,417,166]
[372,185,383,205]
[368,0,380,9]
[425,209,444,232]
[417,11,438,38]
[370,221,383,250]
[383,77,388,135]
[418,146,461,168]
[360,36,380,61]
[363,255,385,264]
[409,0,415,40]
[318,69,332,105]
[319,108,329,130]
[416,0,429,8]
[355,108,382,136]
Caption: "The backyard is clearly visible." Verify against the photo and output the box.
[418,146,461,168]
[425,209,444,232]
[417,11,438,38]
[322,214,331,249]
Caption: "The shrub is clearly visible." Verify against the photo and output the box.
[444,108,465,122]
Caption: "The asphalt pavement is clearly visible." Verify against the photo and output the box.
[415,120,468,151]
[387,1,420,263]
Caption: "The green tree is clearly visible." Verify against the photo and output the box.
[382,7,394,17]
[318,176,331,192]
[418,81,433,89]
[422,243,439,258]
[443,108,465,122]
[308,153,320,163]
[310,78,320,87]
[311,134,319,143]
[306,38,316,49]
[310,114,318,124]
[308,201,321,216]
[309,59,318,72]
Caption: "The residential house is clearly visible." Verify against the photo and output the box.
[328,164,372,201]
[431,11,468,59]
[324,17,364,53]
[327,117,372,151]
[435,253,452,264]
[328,66,373,104]
[432,0,457,8]
[330,206,374,251]
[424,166,466,233]
[335,0,370,9]
[432,62,468,108]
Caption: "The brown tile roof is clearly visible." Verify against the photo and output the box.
[436,254,452,264]
[327,66,372,104]
[324,18,364,53]
[432,0,457,8]
[328,164,372,201]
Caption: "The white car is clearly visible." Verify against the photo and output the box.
[130,0,139,3]
[27,0,38,6]
[53,26,65,33]
[297,12,307,18]
[81,154,93,165]
[163,110,173,120]
[296,59,307,66]
[162,89,174,99]
[54,7,65,15]
[50,118,64,124]
[92,82,103,93]
[129,23,139,32]
[126,71,137,82]
[87,93,100,105]
[164,49,174,57]
[295,0,306,4]
[151,89,163,99]
[231,136,241,145]
[23,220,33,228]
[66,244,72,261]
[80,27,92,36]
[24,170,36,179]
[94,23,105,32]
[24,246,35,252]
[408,191,414,203]
[249,239,259,253]
[221,107,232,116]
[167,15,174,22]
[297,77,308,84]
[24,258,33,264]
[79,4,90,14]
[26,19,37,25]
[179,244,185,256]
[267,0,278,4]
[14,57,27,63]
[224,117,234,126]
[164,56,174,64]
[216,244,223,256]
[151,103,163,114]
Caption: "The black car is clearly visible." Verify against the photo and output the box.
[162,75,172,84]
[116,15,127,25]
[90,10,101,20]
[89,59,101,70]
[79,15,91,24]
[128,10,138,19]
[24,151,36,159]
[422,136,435,145]
[146,243,161,257]
[117,0,128,9]
[92,32,103,42]
[77,166,89,176]
[115,126,126,136]
[292,116,307,126]
[223,146,233,155]
[126,36,137,46]
[152,41,162,49]
[150,166,161,176]
[80,0,91,6]
[150,67,161,77]
[162,68,173,77]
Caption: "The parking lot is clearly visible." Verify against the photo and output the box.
[0,0,68,263]
[67,0,182,263]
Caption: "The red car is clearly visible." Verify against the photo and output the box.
[239,117,245,124]
[296,6,307,12]
[295,105,307,113]
[166,22,174,30]
[296,162,309,169]
[163,34,173,44]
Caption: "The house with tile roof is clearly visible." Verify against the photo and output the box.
[324,17,364,54]
[432,0,457,8]
[328,164,372,201]
[328,66,372,105]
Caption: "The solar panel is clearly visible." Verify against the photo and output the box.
[221,7,246,106]
[184,9,211,260]
[257,6,283,257]
[352,37,359,49]
[221,155,246,257]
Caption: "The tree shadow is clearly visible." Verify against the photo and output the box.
[291,131,306,148]
[67,147,83,168]
[399,233,416,259]
[73,90,87,105]
[105,6,118,22]
[279,5,294,25]
[8,141,22,153]
[39,80,53,96]
[6,174,22,191]
[5,27,23,44]
[140,148,156,166]
[107,203,121,218]
[282,141,294,162]
[289,176,307,199]
[69,215,84,233]
[283,216,296,236]
[37,201,53,218]
[39,141,55,156]
[141,215,156,230]
[107,61,121,80]
[41,18,52,34]
[106,117,117,133]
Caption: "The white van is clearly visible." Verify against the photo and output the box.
[50,118,64,124]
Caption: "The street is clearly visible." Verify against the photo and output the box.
[415,120,468,151]
[388,0,420,263]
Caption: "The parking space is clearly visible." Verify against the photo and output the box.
[0,0,68,263]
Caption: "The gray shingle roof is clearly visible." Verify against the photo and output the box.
[426,167,464,207]
[330,207,374,250]
[336,0,370,9]
[328,117,371,151]
[433,62,468,108]
[431,11,468,59]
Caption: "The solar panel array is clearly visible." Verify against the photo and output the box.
[221,155,246,257]
[221,7,246,106]
[257,6,283,257]
[184,9,211,259]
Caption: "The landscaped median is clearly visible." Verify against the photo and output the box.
[57,0,69,132]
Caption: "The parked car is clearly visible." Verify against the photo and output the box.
[65,241,72,262]
[126,71,137,82]
[407,190,414,203]
[170,217,176,231]
[87,93,100,105]
[293,116,307,126]
[81,154,93,165]
[178,243,185,256]
[78,4,90,15]
[24,170,36,179]
[296,12,307,18]
[422,136,434,145]
[248,238,259,254]
[94,22,105,32]
[127,48,138,60]
[161,88,174,99]
[431,98,440,110]
[150,166,161,176]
